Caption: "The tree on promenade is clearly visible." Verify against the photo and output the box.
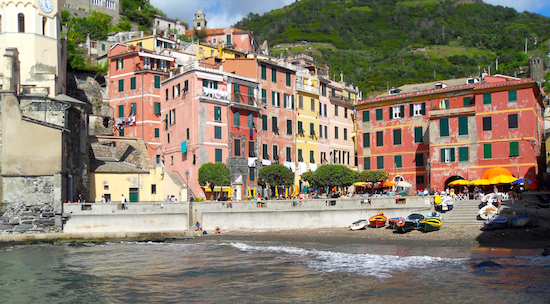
[357,170,388,183]
[258,164,294,196]
[312,165,356,196]
[198,162,231,201]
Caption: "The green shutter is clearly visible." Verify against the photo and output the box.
[389,106,393,119]
[440,118,449,137]
[377,156,384,169]
[484,144,492,159]
[458,116,468,135]
[363,110,370,122]
[234,110,240,126]
[248,86,254,105]
[154,128,159,138]
[284,93,288,108]
[234,139,241,156]
[131,77,136,90]
[463,96,472,106]
[376,109,383,120]
[215,126,221,139]
[272,91,276,106]
[118,105,124,118]
[226,34,231,44]
[119,128,124,136]
[203,79,208,87]
[120,59,124,69]
[250,168,255,181]
[393,129,401,145]
[450,148,455,162]
[508,90,517,102]
[363,133,370,148]
[440,148,445,162]
[335,126,338,139]
[154,75,160,89]
[154,102,161,115]
[116,59,119,70]
[344,128,347,140]
[421,102,426,115]
[483,93,491,104]
[291,95,295,109]
[310,123,315,136]
[286,73,291,86]
[298,149,303,162]
[248,113,253,128]
[118,79,124,92]
[376,131,383,147]
[130,102,136,114]
[459,147,468,161]
[261,66,266,80]
[414,127,423,143]
[262,89,267,104]
[215,149,222,163]
[395,155,402,168]
[272,68,276,82]
[409,104,414,117]
[364,157,370,170]
[510,142,519,157]
[298,121,303,133]
[400,105,405,118]
[165,114,168,130]
[214,106,221,121]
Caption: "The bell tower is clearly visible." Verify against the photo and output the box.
[193,8,207,30]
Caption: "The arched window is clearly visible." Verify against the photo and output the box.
[18,13,25,33]
[42,17,47,35]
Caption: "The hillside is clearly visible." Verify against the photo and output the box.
[235,0,550,95]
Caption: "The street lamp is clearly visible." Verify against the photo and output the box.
[185,170,190,202]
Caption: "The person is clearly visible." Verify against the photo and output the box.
[121,194,128,210]
[215,226,221,234]
[194,222,202,231]
[77,194,85,204]
[101,195,106,204]
[107,199,111,203]
[463,187,469,200]
[165,195,171,203]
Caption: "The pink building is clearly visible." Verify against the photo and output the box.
[186,27,260,54]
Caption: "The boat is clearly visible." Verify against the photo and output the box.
[396,213,424,233]
[387,217,401,229]
[483,215,508,230]
[435,196,455,212]
[510,214,530,228]
[425,211,442,220]
[350,219,368,230]
[368,213,387,228]
[536,195,550,208]
[479,193,501,209]
[419,217,443,232]
[478,204,498,220]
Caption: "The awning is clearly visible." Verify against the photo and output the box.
[196,71,224,82]
[203,187,233,195]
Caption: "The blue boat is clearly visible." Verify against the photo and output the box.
[510,214,530,228]
[396,213,424,233]
[483,216,508,230]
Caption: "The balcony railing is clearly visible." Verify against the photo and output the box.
[200,87,230,102]
[330,94,353,104]
[296,83,319,94]
[232,92,258,107]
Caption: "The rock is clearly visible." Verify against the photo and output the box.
[542,246,550,256]
[473,260,504,269]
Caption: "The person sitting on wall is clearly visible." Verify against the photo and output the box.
[195,222,202,231]
[215,226,221,234]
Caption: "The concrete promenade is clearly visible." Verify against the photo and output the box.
[0,230,201,243]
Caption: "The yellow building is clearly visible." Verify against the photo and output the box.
[89,137,187,203]
[295,74,320,184]
[185,42,246,61]
[124,34,177,52]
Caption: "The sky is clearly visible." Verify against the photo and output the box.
[149,0,550,29]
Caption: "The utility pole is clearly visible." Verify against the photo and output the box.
[496,58,498,71]
[525,38,528,54]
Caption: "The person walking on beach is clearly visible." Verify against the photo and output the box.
[121,194,128,210]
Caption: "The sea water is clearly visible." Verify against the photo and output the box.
[0,240,549,303]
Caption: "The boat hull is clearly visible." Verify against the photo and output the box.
[483,216,508,230]
[350,219,367,230]
[419,218,442,232]
[510,214,530,228]
[478,205,498,220]
[369,215,387,228]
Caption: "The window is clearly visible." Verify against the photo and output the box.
[298,121,304,135]
[262,115,268,131]
[106,0,115,9]
[411,103,425,116]
[248,113,254,128]
[169,109,176,124]
[156,155,160,164]
[272,68,277,82]
[154,102,161,115]
[414,127,423,143]
[458,117,468,135]
[441,148,455,163]
[363,110,370,122]
[335,105,339,116]
[440,118,449,137]
[167,134,170,143]
[394,155,402,168]
[18,13,24,33]
[376,131,383,147]
[130,77,136,90]
[319,125,323,138]
[463,96,472,107]
[459,147,469,161]
[324,126,327,139]
[335,126,339,139]
[508,90,517,102]
[508,114,518,129]
[299,95,303,109]
[214,106,221,121]
[272,145,279,160]
[286,147,292,162]
[319,102,322,116]
[311,98,315,111]
[234,139,241,156]
[271,91,280,107]
[415,153,424,167]
[284,94,293,109]
[261,89,267,105]
[310,123,315,137]
[298,149,303,162]
[118,79,124,92]
[154,76,160,89]
[483,144,492,159]
[214,126,222,139]
[377,156,384,170]
[310,150,315,163]
[215,149,222,163]
[118,105,124,118]
[187,128,190,140]
[364,157,371,170]
[483,93,491,104]
[324,104,327,117]
[263,144,269,159]
[416,175,425,185]
[151,184,157,194]
[226,34,232,44]
[234,109,240,126]
[363,133,370,148]
[261,66,267,80]
[165,88,169,101]
[249,168,255,182]
[439,99,449,109]
[376,109,383,121]
[154,128,160,138]
[119,128,124,136]
[510,142,519,157]
[344,108,348,118]
[248,86,254,105]
[184,80,189,93]
[321,152,327,163]
[42,17,46,35]
[286,119,292,135]
[344,128,348,140]
[393,129,401,145]
[286,73,291,86]
[272,117,278,134]
[390,105,404,119]
[482,117,492,131]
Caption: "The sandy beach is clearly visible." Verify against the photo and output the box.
[200,225,550,251]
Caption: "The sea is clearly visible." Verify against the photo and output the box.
[1,239,549,304]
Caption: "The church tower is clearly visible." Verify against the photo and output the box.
[193,8,207,30]
[0,0,66,96]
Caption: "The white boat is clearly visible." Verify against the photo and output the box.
[510,214,530,228]
[350,219,368,230]
[479,204,498,220]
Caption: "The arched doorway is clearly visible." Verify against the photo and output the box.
[444,175,465,188]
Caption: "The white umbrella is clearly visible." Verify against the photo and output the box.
[396,181,413,188]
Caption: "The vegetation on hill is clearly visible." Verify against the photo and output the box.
[235,0,550,94]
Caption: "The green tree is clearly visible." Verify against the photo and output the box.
[300,170,315,186]
[357,171,388,183]
[258,164,294,196]
[312,165,356,195]
[198,162,231,201]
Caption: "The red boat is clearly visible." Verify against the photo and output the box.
[369,213,387,228]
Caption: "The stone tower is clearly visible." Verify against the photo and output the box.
[193,8,207,30]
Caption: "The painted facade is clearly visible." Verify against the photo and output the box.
[123,34,177,53]
[356,76,546,191]
[0,0,66,97]
[186,27,260,54]
[108,43,175,160]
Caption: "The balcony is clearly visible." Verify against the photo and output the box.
[199,87,230,103]
[329,94,353,105]
[296,83,319,95]
[232,92,260,111]
[429,106,476,119]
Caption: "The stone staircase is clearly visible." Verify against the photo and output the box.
[442,199,484,227]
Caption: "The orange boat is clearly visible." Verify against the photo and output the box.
[369,212,387,228]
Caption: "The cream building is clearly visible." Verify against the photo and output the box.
[0,0,66,97]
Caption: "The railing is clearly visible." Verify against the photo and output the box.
[296,83,319,94]
[330,94,353,104]
[233,92,258,107]
[200,87,230,101]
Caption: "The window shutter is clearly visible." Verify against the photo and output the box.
[155,128,159,138]
[463,97,472,106]
[450,148,456,162]
[440,148,445,162]
[363,133,370,148]
[363,110,370,122]
[284,93,288,108]
[509,90,517,102]
[483,93,491,104]
[459,147,468,161]
[414,127,423,143]
[131,103,136,115]
[484,144,492,159]
[214,81,218,89]
[458,116,468,135]
[118,105,124,118]
[389,107,393,119]
[400,105,405,118]
[272,91,276,106]
[154,75,160,89]
[421,102,426,115]
[277,93,280,107]
[116,59,119,70]
[165,114,168,130]
[364,157,370,170]
[131,77,136,90]
[234,110,240,126]
[291,95,295,109]
[510,142,519,157]
[440,118,449,137]
[409,104,414,117]
[154,102,160,115]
